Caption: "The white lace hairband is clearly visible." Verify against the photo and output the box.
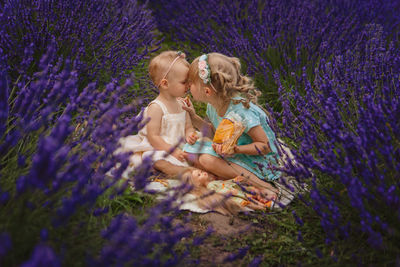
[157,51,186,87]
[198,54,217,92]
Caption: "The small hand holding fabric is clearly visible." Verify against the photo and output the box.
[172,148,186,162]
[186,131,199,145]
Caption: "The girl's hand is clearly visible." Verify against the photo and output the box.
[212,143,223,155]
[179,97,196,117]
[172,148,186,162]
[212,143,236,157]
[186,131,199,145]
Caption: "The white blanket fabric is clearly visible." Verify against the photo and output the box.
[141,176,304,213]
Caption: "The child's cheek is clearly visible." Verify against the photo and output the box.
[190,90,199,100]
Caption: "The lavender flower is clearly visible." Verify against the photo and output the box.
[21,244,61,267]
[92,193,194,266]
[315,247,323,259]
[292,210,304,227]
[248,255,263,267]
[0,48,9,138]
[0,232,12,258]
[223,246,249,263]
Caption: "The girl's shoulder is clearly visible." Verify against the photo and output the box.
[146,100,164,114]
[230,99,270,130]
[230,98,260,115]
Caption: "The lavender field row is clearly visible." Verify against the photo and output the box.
[1,0,399,266]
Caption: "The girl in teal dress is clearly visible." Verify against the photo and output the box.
[182,53,280,200]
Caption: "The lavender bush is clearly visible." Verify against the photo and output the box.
[0,0,157,83]
[274,24,400,251]
[0,0,198,264]
[2,0,399,265]
[0,40,197,265]
[150,0,400,109]
[150,0,400,261]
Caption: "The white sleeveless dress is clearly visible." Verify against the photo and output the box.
[117,99,189,168]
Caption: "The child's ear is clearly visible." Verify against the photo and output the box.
[204,87,213,96]
[159,79,168,88]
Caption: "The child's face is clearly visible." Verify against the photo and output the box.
[167,61,189,98]
[188,80,206,102]
[191,169,211,186]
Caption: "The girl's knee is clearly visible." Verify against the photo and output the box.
[198,154,217,168]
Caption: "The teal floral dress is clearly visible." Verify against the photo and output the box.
[183,97,280,181]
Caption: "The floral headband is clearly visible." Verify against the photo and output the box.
[158,51,185,87]
[198,54,217,92]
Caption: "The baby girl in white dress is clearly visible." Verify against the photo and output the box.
[116,51,199,176]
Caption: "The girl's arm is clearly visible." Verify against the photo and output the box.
[235,125,272,155]
[146,104,185,161]
[181,101,214,138]
[193,114,214,139]
[184,112,199,144]
[213,125,271,156]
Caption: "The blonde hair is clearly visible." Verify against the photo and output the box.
[148,50,189,87]
[179,167,243,215]
[188,52,261,108]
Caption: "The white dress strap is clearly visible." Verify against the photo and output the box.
[149,99,169,114]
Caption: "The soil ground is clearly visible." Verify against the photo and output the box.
[177,211,273,266]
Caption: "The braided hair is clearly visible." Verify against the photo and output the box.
[188,52,261,109]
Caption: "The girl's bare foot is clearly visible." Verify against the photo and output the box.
[259,186,278,200]
[233,175,246,183]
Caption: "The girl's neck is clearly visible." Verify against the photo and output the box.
[209,96,230,117]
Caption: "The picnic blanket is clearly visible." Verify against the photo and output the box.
[143,179,210,213]
[141,175,303,213]
[119,139,306,213]
[140,139,305,213]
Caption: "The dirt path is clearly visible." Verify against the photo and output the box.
[199,213,254,236]
[182,212,264,266]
